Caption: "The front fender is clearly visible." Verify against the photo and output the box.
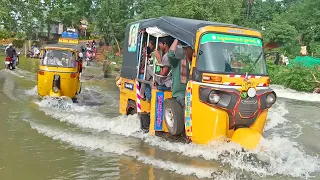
[231,128,262,150]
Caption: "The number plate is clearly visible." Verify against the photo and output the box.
[241,81,256,91]
[5,61,10,64]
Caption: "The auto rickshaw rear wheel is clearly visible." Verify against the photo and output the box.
[164,98,185,136]
[140,113,150,133]
[126,100,136,115]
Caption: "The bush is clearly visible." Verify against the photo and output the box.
[12,39,25,48]
[102,60,112,78]
[104,50,122,66]
[267,62,320,92]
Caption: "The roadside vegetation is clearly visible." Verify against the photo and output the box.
[0,0,319,91]
[267,62,320,92]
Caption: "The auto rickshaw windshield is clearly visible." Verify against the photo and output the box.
[197,33,267,75]
[42,50,76,68]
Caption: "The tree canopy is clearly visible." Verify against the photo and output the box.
[0,0,319,55]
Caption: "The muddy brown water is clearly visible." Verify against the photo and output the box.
[0,60,319,180]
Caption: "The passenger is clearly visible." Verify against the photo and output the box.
[43,51,61,66]
[6,43,17,69]
[138,41,152,101]
[139,42,147,75]
[155,37,173,89]
[140,39,161,99]
[168,39,193,107]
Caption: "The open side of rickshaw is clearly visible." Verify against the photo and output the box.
[118,17,277,150]
[37,43,83,101]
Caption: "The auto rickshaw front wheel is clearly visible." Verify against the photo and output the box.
[126,100,137,115]
[164,98,185,136]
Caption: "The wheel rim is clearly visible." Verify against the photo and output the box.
[165,107,174,128]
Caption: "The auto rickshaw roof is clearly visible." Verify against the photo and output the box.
[41,43,83,51]
[134,16,256,48]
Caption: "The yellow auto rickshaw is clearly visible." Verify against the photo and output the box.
[118,16,277,150]
[37,42,83,100]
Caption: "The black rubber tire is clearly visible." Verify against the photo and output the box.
[126,100,137,115]
[164,98,185,136]
[72,97,78,103]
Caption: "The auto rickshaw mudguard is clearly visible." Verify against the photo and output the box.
[230,110,268,150]
[231,128,262,150]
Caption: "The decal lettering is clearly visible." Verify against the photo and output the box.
[154,92,164,131]
[185,92,191,127]
[124,82,134,90]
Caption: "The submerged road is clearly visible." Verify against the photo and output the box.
[0,60,319,180]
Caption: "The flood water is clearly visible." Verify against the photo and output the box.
[0,59,319,180]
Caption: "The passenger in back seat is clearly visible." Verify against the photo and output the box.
[140,39,160,99]
[156,37,173,89]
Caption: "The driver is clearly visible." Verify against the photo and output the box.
[43,51,61,65]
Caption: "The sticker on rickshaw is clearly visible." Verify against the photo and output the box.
[241,81,257,91]
[240,91,247,98]
[128,23,140,52]
[154,91,164,131]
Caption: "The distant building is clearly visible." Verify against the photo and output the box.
[39,20,64,38]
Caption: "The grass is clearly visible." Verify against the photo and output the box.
[0,55,39,72]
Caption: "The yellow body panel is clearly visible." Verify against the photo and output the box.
[149,89,172,135]
[250,110,268,134]
[231,128,262,150]
[37,65,80,98]
[119,78,151,115]
[188,82,229,144]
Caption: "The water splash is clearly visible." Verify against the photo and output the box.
[2,75,18,100]
[272,85,320,102]
[265,101,289,131]
[26,121,239,180]
[25,85,38,96]
[36,100,320,178]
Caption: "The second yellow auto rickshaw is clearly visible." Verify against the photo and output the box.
[118,16,277,150]
[37,39,83,101]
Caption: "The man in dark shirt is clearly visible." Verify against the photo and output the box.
[168,39,193,107]
[6,44,17,69]
[6,44,16,58]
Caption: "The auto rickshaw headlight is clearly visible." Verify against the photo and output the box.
[266,92,276,107]
[208,91,220,104]
[247,87,256,98]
